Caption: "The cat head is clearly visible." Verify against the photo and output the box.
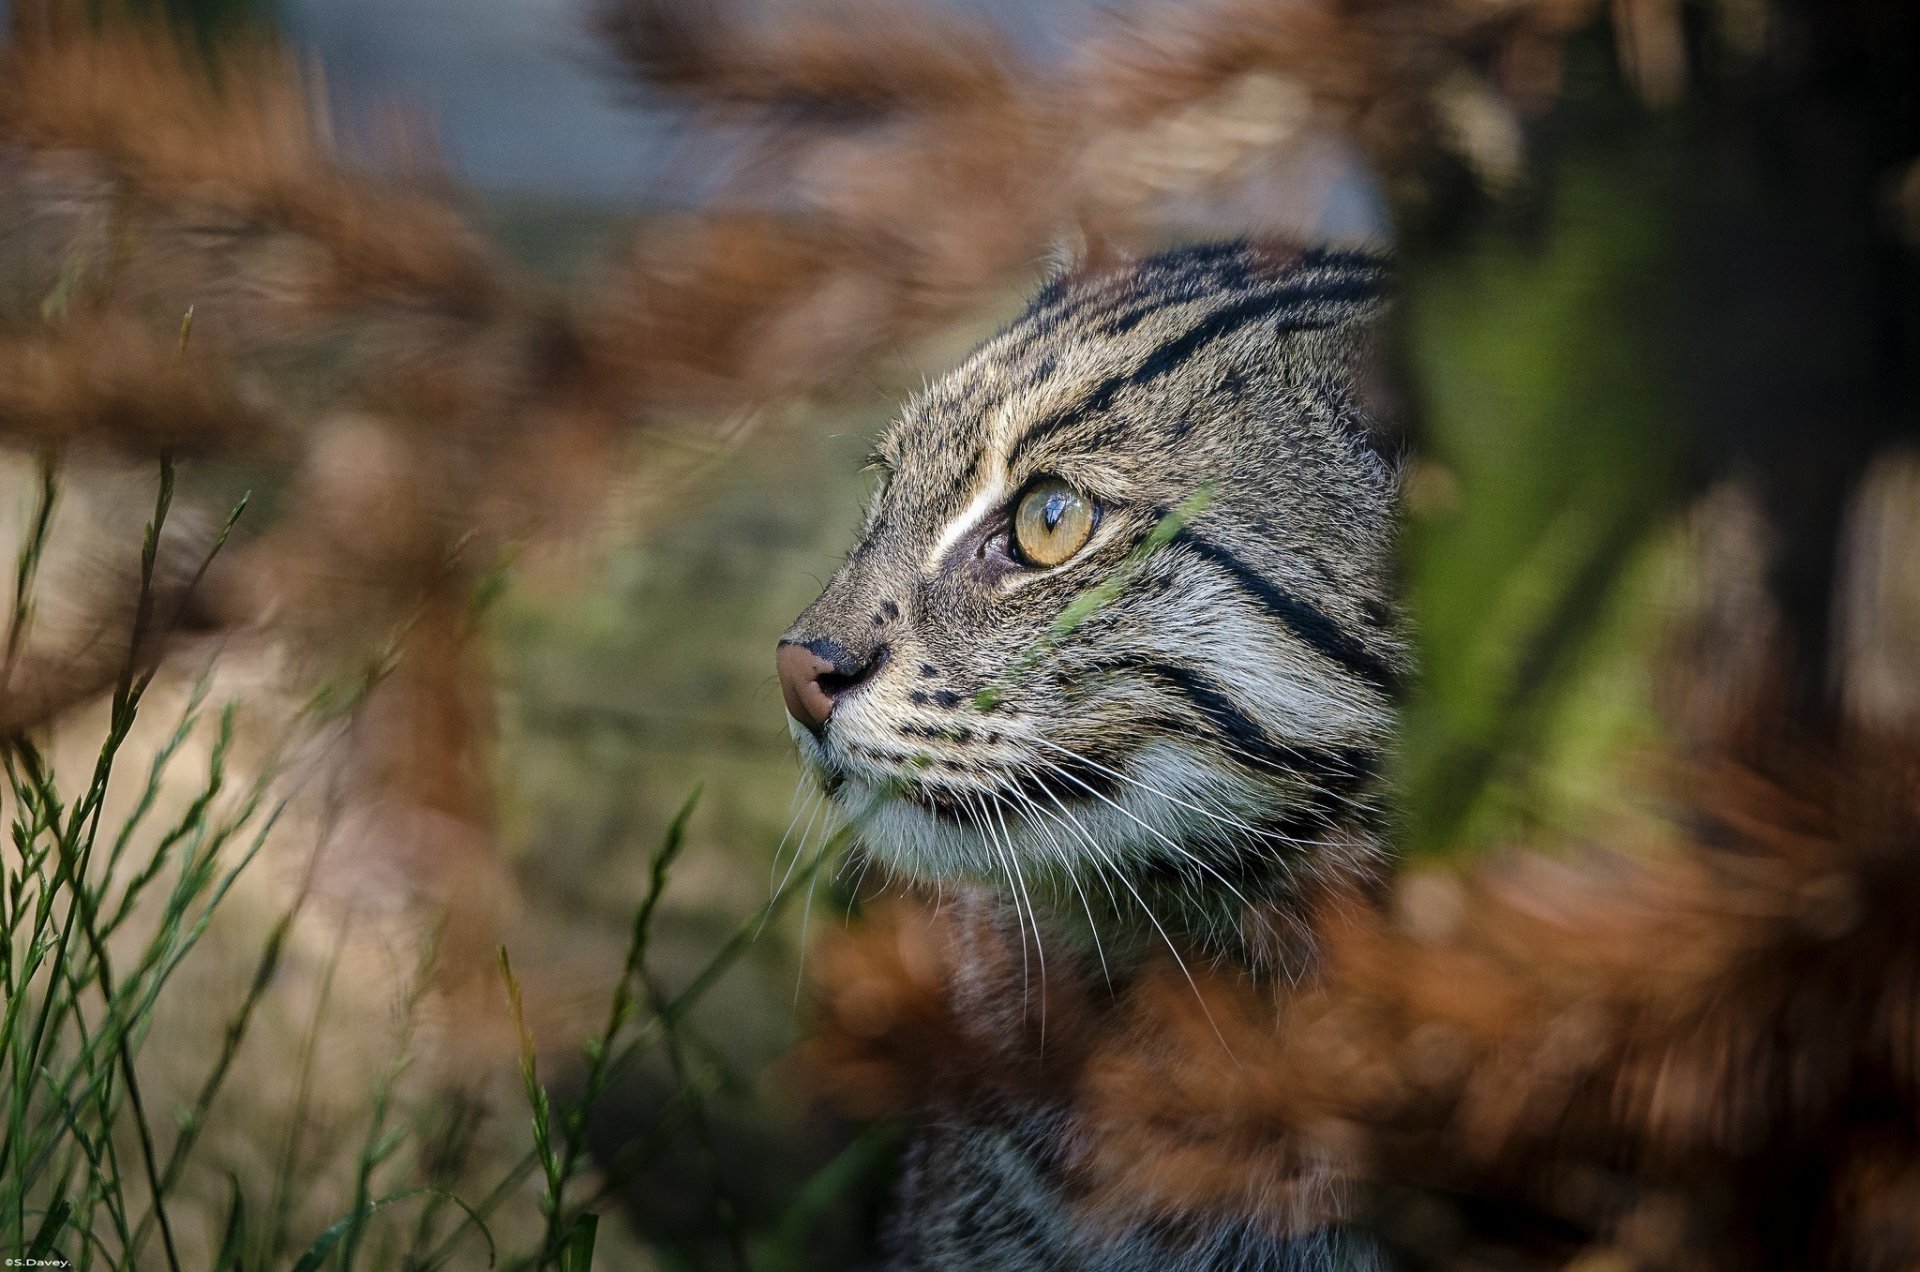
[778,242,1403,909]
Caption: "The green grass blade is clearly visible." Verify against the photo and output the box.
[25,1197,70,1259]
[560,1212,598,1272]
[211,1174,247,1271]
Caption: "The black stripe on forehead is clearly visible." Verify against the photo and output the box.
[1019,243,1380,344]
[1086,256,1341,340]
[901,245,1384,529]
[995,245,1382,393]
[1004,278,1373,469]
[1007,256,1274,365]
[1020,240,1262,324]
[1171,528,1400,695]
[1021,240,1317,323]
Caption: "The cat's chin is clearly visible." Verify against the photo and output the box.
[816,774,1010,879]
[800,729,1297,882]
[817,768,1205,884]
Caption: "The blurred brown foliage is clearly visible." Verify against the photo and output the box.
[808,722,1920,1268]
[0,0,1769,730]
[704,0,1920,1265]
[0,0,1623,989]
[3,0,1918,1263]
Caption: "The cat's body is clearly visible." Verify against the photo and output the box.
[777,242,1401,1268]
[886,1106,1378,1270]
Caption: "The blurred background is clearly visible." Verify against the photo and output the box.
[2,0,1917,1268]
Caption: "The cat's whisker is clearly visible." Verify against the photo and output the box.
[839,844,878,903]
[1202,736,1381,819]
[759,786,831,943]
[1014,777,1134,966]
[1003,782,1112,990]
[767,777,811,893]
[986,790,1050,1047]
[1028,735,1358,854]
[1025,753,1263,921]
[1027,781,1131,916]
[1028,735,1295,843]
[771,785,829,904]
[985,794,1049,1029]
[792,850,828,1008]
[958,789,1034,1012]
[1030,780,1238,1061]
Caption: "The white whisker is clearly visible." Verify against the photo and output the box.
[957,790,1033,1012]
[1028,779,1239,1062]
[1030,735,1310,845]
[1025,754,1262,921]
[771,785,829,904]
[987,790,1049,1048]
[767,777,811,892]
[1004,782,1111,989]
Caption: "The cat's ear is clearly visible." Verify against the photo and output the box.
[1041,224,1132,285]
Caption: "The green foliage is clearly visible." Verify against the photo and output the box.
[753,1127,897,1272]
[1,462,880,1269]
[1395,149,1684,857]
[2,462,276,1270]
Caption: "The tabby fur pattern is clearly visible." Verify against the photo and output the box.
[780,241,1400,1268]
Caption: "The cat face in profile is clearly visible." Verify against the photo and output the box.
[778,243,1403,919]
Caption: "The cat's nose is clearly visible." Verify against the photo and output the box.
[776,638,886,735]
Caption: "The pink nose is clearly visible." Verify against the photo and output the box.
[776,638,884,735]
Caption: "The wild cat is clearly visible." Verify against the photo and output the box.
[777,241,1401,1269]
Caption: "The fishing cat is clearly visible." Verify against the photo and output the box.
[777,241,1401,1269]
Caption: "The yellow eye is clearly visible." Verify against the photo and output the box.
[1011,477,1097,567]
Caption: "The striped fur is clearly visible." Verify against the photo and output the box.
[781,241,1402,1268]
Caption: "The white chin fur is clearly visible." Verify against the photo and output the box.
[819,740,1289,884]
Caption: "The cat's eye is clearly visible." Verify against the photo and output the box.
[1011,477,1097,568]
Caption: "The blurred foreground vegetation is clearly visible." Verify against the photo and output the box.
[4,0,1919,1266]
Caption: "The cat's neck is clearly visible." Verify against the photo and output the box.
[989,816,1391,986]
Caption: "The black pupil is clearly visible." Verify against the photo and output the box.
[1043,492,1070,531]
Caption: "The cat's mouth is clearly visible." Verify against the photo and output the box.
[799,721,1120,828]
[792,711,1296,882]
